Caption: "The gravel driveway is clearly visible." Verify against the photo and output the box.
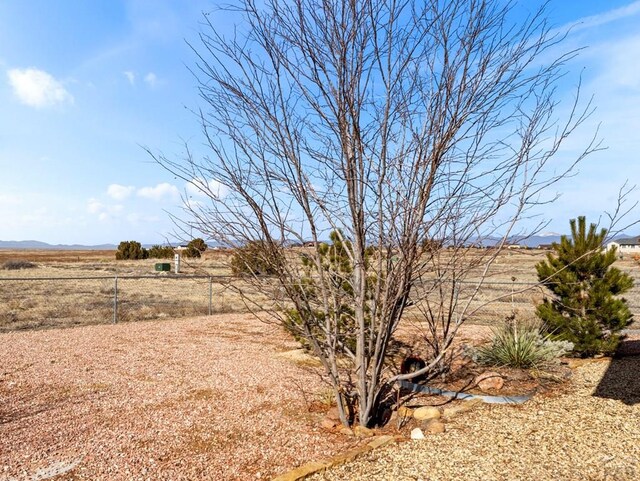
[0,314,355,480]
[310,356,640,481]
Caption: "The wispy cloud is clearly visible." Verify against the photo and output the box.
[123,71,136,85]
[86,198,104,215]
[186,178,229,198]
[7,68,74,108]
[137,182,179,201]
[86,198,123,221]
[107,184,135,201]
[144,72,158,88]
[560,1,640,35]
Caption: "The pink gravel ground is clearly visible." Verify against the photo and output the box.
[0,314,356,480]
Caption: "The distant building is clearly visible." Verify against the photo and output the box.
[537,244,554,250]
[607,237,640,258]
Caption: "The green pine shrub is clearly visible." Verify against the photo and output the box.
[147,245,174,259]
[115,241,148,260]
[230,240,279,276]
[284,231,375,354]
[184,238,208,258]
[535,216,633,357]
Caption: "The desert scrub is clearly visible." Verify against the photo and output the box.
[2,260,37,270]
[473,316,572,368]
[230,240,279,276]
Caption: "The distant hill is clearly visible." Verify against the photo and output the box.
[0,240,117,250]
[2,234,636,251]
[504,232,638,249]
[507,234,562,248]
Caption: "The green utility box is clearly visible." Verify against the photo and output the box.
[155,263,171,272]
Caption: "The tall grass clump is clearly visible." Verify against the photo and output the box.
[2,260,37,270]
[474,315,572,368]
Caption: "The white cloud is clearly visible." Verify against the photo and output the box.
[86,198,123,221]
[563,1,640,35]
[7,68,73,108]
[0,194,22,206]
[123,71,136,85]
[107,184,135,201]
[87,198,104,215]
[137,182,179,201]
[126,213,160,224]
[186,178,229,198]
[144,72,157,88]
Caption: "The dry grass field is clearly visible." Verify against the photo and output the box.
[1,248,639,332]
[0,249,273,332]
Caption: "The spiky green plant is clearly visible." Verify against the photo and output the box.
[474,316,572,368]
[536,217,633,357]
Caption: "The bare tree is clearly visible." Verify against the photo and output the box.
[150,0,598,427]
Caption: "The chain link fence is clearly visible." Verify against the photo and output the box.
[1,275,639,332]
[0,275,257,332]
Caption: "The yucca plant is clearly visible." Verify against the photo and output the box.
[474,315,572,368]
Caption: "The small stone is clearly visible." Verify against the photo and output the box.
[325,406,341,421]
[413,406,441,421]
[410,428,426,440]
[397,406,414,418]
[321,418,338,430]
[424,419,446,434]
[339,426,354,436]
[475,371,504,392]
[354,425,374,437]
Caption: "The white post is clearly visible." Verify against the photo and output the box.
[174,253,181,274]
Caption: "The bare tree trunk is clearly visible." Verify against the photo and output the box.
[149,0,598,427]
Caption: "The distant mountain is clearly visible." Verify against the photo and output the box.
[504,232,639,248]
[507,234,562,248]
[0,240,117,250]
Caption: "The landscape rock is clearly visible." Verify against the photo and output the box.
[442,398,484,419]
[412,406,441,421]
[475,371,504,392]
[339,426,354,436]
[367,435,396,450]
[354,425,374,438]
[396,406,414,418]
[424,419,446,434]
[321,418,338,430]
[410,428,426,440]
[325,406,341,421]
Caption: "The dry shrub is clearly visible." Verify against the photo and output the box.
[2,260,37,270]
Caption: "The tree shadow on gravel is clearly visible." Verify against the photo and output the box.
[592,340,640,406]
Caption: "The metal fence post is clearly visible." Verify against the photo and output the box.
[113,276,118,324]
[208,276,213,316]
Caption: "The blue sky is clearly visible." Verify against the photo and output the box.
[0,1,639,245]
